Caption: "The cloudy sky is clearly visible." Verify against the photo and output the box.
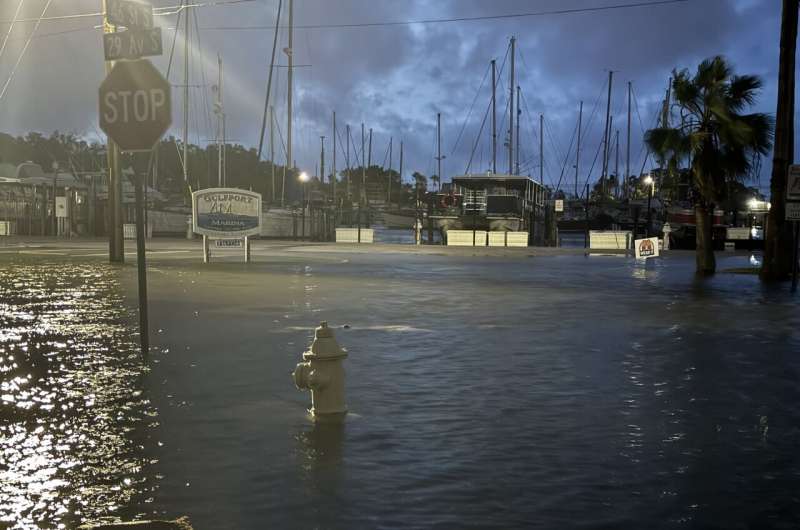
[0,0,786,193]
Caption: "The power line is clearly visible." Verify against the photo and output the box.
[0,0,260,24]
[0,0,52,102]
[0,0,25,63]
[201,0,690,30]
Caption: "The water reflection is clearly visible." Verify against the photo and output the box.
[0,261,155,529]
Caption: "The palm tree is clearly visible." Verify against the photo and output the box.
[645,56,773,275]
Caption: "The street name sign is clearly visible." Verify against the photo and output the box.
[192,188,262,238]
[554,199,564,212]
[99,59,171,152]
[634,237,660,259]
[786,201,800,221]
[107,0,154,29]
[788,165,800,201]
[103,28,162,61]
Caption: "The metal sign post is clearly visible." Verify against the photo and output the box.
[99,0,164,358]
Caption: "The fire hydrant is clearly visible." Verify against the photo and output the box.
[292,322,348,421]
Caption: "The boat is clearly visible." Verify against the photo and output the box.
[429,173,548,242]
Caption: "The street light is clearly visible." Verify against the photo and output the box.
[299,171,310,240]
[643,174,654,237]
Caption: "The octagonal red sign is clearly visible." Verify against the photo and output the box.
[99,59,171,152]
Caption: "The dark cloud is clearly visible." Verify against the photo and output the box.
[0,0,784,191]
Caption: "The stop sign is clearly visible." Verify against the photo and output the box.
[99,59,171,152]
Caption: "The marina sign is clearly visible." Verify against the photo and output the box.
[634,237,660,259]
[107,0,154,30]
[192,188,262,238]
[103,28,162,61]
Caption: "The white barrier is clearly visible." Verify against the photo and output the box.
[447,230,487,246]
[123,223,153,239]
[487,231,529,247]
[0,221,14,236]
[335,228,374,243]
[589,230,632,250]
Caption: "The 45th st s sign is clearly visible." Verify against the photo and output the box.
[99,59,171,152]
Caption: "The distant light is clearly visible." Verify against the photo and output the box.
[298,172,310,183]
[643,175,653,186]
[748,198,759,210]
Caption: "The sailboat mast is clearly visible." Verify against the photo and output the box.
[217,53,223,188]
[509,36,515,175]
[361,123,366,203]
[601,70,613,198]
[539,113,544,184]
[286,0,293,182]
[576,101,582,197]
[626,81,632,199]
[183,4,190,185]
[437,112,442,189]
[368,128,373,167]
[615,129,620,198]
[270,105,275,202]
[387,136,392,203]
[332,111,337,206]
[515,86,520,175]
[346,124,351,199]
[399,141,404,204]
[491,59,497,174]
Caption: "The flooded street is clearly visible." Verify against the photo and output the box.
[2,243,800,529]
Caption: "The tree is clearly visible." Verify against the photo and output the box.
[762,0,798,281]
[645,56,773,275]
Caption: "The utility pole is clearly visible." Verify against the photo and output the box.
[332,111,337,207]
[491,59,497,174]
[763,0,799,282]
[270,105,275,202]
[515,86,521,175]
[539,113,544,185]
[285,0,294,188]
[509,36,516,175]
[601,70,613,201]
[576,101,582,198]
[102,0,123,262]
[626,81,632,199]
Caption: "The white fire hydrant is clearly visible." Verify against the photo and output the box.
[292,322,348,421]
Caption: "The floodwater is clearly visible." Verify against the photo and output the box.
[2,248,800,529]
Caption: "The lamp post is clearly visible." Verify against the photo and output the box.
[299,171,310,240]
[643,174,654,238]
